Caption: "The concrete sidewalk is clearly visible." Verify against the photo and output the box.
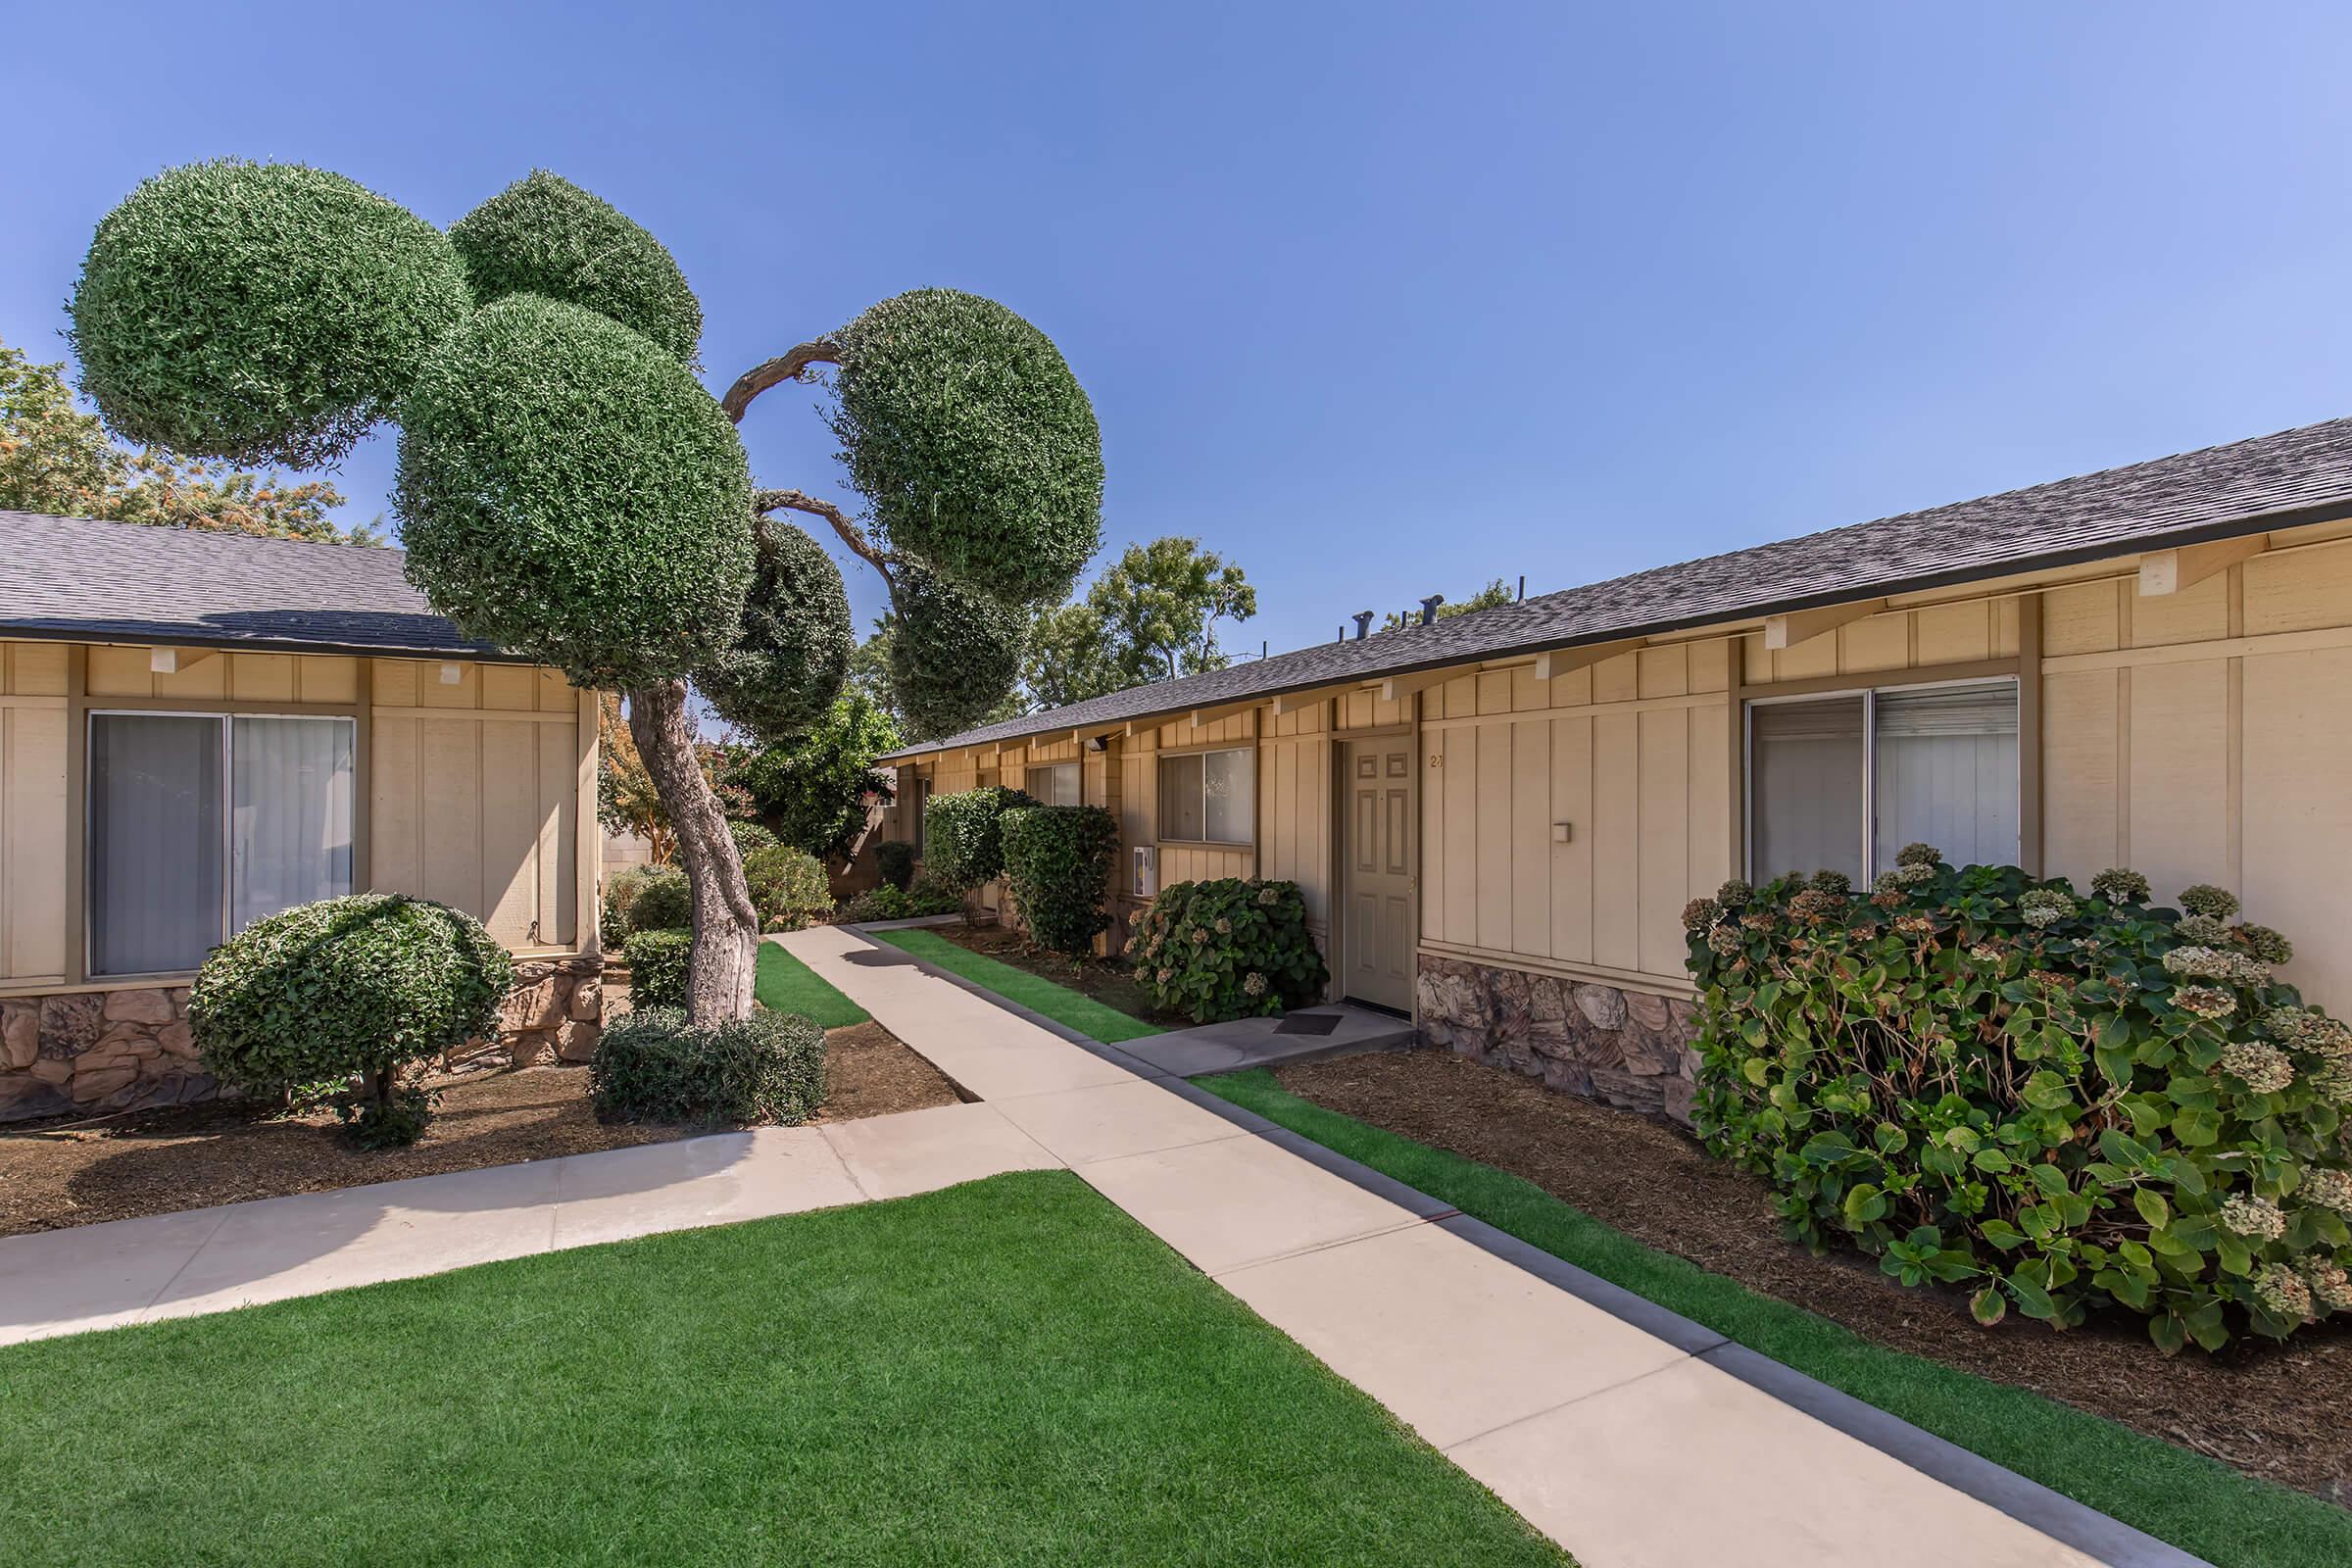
[781,924,2180,1568]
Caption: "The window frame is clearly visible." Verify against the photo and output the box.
[1741,675,2020,883]
[1155,744,1255,849]
[1024,760,1081,807]
[84,708,359,981]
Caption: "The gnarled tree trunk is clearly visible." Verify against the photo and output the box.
[624,678,760,1025]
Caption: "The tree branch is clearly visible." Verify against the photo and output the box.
[721,337,841,424]
[756,487,893,589]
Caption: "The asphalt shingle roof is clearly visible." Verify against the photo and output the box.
[0,512,515,661]
[883,415,2352,760]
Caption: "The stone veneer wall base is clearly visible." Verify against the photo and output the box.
[1414,954,1701,1126]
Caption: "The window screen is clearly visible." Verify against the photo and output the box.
[1749,696,1866,885]
[1024,761,1081,807]
[1158,748,1252,844]
[89,715,226,977]
[1872,684,2018,871]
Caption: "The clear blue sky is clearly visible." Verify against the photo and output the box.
[8,3,2352,660]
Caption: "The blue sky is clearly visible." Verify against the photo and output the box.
[7,4,2352,661]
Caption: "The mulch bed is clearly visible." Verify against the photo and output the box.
[929,922,1192,1028]
[0,1024,958,1240]
[1276,1048,2352,1504]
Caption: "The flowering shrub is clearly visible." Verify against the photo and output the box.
[1128,878,1326,1023]
[1000,805,1119,956]
[1687,852,2352,1351]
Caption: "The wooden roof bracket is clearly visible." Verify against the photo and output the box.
[2138,534,2268,597]
[1763,598,1888,652]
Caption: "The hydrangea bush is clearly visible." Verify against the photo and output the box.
[1128,878,1327,1023]
[1685,848,2352,1351]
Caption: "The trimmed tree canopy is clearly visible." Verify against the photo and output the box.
[889,563,1027,740]
[696,518,854,741]
[69,160,469,467]
[449,172,704,366]
[394,294,753,688]
[830,289,1102,606]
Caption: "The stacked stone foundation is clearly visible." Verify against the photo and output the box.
[1414,954,1701,1125]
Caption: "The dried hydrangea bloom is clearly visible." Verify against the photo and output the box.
[1740,911,1778,932]
[2091,866,2152,905]
[2316,1058,2352,1103]
[2175,985,2236,1020]
[2303,1168,2352,1216]
[2221,1041,2295,1094]
[1895,914,1936,937]
[1189,927,1207,945]
[1896,860,1936,886]
[2254,1261,2315,1321]
[1895,842,1940,869]
[2173,913,2231,946]
[1715,878,1753,907]
[1788,888,1842,920]
[2308,1017,2352,1059]
[2221,1193,2288,1242]
[1255,885,1280,906]
[1242,971,1267,997]
[2018,889,2075,928]
[2236,924,2294,965]
[1213,917,1232,936]
[1969,942,2004,961]
[1808,869,1852,896]
[1707,924,1743,957]
[2303,1256,2352,1313]
[2179,883,2241,920]
[2164,946,2272,988]
[1155,966,1172,984]
[1682,897,1722,932]
[1872,870,1903,895]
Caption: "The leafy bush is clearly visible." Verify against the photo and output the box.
[744,844,832,933]
[923,784,1040,896]
[694,518,855,743]
[187,894,513,1147]
[607,864,690,939]
[727,818,780,858]
[887,563,1028,741]
[621,928,693,1011]
[1002,805,1119,956]
[1128,879,1327,1023]
[837,874,963,924]
[876,839,917,891]
[70,160,469,467]
[1686,853,2352,1351]
[448,171,704,364]
[590,1006,826,1127]
[723,696,901,859]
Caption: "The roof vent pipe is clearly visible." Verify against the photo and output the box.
[1419,594,1445,626]
[1352,611,1373,640]
[1517,574,1526,601]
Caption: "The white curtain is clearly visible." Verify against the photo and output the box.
[89,714,224,976]
[231,717,355,932]
[1160,756,1204,840]
[1873,684,2018,871]
[1750,697,1866,884]
[1204,748,1253,844]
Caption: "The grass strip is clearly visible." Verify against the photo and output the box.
[754,939,870,1029]
[871,927,1166,1043]
[1195,1067,2351,1568]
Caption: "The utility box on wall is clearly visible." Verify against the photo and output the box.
[1132,845,1156,898]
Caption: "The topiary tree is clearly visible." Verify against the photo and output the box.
[1001,805,1120,956]
[70,162,1102,1027]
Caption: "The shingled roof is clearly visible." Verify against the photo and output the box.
[881,415,2352,761]
[0,512,517,661]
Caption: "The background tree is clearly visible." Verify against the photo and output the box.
[1020,535,1256,710]
[1378,576,1514,631]
[1,336,368,542]
[723,696,902,864]
[596,693,674,863]
[70,161,1102,1023]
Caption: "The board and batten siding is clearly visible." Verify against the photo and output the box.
[0,643,70,982]
[1117,712,1258,890]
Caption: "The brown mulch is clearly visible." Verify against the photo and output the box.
[1276,1048,2352,1504]
[929,921,1191,1028]
[0,1024,958,1240]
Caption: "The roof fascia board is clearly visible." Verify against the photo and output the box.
[1535,639,1644,680]
[0,624,535,665]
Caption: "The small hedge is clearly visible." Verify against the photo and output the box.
[837,874,962,924]
[1002,805,1119,956]
[188,894,513,1147]
[605,864,688,939]
[590,1005,826,1127]
[923,785,1039,896]
[727,819,780,858]
[1128,878,1327,1023]
[621,928,693,1011]
[1686,853,2352,1351]
[876,839,917,891]
[745,844,831,933]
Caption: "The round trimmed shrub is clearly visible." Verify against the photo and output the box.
[187,894,513,1146]
[695,518,854,742]
[448,171,703,364]
[1687,857,2352,1350]
[744,844,832,933]
[69,160,470,466]
[393,294,754,689]
[922,784,1039,897]
[830,288,1102,606]
[621,927,693,1011]
[1128,879,1327,1023]
[608,864,690,938]
[1002,804,1119,956]
[876,839,917,891]
[591,1006,826,1127]
[888,563,1027,740]
[727,818,780,859]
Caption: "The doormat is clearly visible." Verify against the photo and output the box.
[1274,1011,1343,1037]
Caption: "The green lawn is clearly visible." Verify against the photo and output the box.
[1196,1068,2352,1568]
[872,927,1166,1043]
[0,1171,1563,1567]
[754,939,870,1028]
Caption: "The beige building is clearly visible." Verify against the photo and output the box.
[0,514,603,1122]
[880,417,2352,1123]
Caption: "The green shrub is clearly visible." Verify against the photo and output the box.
[1002,805,1119,956]
[69,160,469,467]
[876,839,917,891]
[590,1006,826,1127]
[923,784,1039,896]
[621,928,693,1011]
[727,818,780,858]
[694,519,855,744]
[448,171,703,364]
[887,563,1028,741]
[837,874,963,924]
[1686,856,2352,1351]
[1128,879,1327,1023]
[744,844,832,933]
[608,865,690,938]
[187,894,513,1147]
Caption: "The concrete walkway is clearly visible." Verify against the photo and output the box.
[780,924,2184,1568]
[0,1101,1055,1347]
[1114,1001,1416,1077]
